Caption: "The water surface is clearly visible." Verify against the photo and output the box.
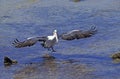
[0,0,120,79]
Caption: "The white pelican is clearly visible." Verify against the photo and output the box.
[12,26,97,52]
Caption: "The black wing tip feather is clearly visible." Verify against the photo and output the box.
[12,39,23,48]
[12,38,29,48]
[81,25,97,38]
[12,39,19,45]
[12,37,40,48]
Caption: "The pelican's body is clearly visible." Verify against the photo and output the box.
[41,30,58,52]
[13,30,58,52]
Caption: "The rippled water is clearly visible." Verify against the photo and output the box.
[0,0,120,79]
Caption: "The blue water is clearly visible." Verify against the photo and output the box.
[0,0,120,79]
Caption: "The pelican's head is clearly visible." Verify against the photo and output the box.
[53,29,57,34]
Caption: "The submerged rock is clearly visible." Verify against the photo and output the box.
[72,0,80,2]
[14,58,94,79]
[111,52,120,59]
[4,56,18,66]
[42,54,55,60]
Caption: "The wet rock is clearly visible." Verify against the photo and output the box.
[72,0,80,2]
[4,56,18,66]
[62,59,79,64]
[42,54,55,60]
[111,52,120,59]
[111,52,120,63]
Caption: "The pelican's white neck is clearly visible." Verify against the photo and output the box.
[47,30,58,43]
[53,30,58,43]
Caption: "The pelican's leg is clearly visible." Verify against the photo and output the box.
[47,48,51,51]
[51,47,56,52]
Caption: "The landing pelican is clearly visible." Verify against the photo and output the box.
[12,26,97,52]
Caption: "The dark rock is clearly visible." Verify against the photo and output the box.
[4,56,18,66]
[111,53,120,59]
[42,54,55,60]
[72,0,80,2]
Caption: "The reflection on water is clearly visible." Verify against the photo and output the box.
[14,58,94,79]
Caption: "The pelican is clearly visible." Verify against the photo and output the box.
[12,26,97,52]
[41,30,58,52]
[12,30,58,52]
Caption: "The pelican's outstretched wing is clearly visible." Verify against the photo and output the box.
[60,30,81,40]
[12,37,47,48]
[60,26,97,40]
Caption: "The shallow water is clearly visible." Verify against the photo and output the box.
[0,0,120,79]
